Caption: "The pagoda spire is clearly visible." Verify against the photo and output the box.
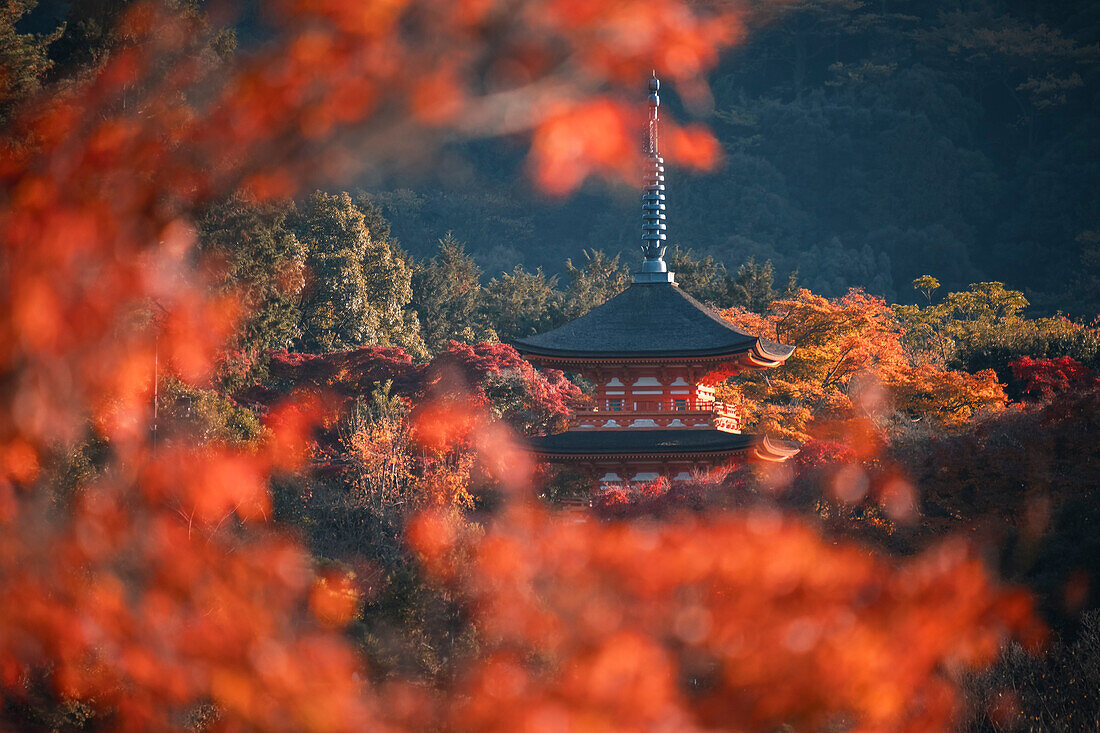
[635,72,675,284]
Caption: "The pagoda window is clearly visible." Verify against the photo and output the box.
[608,399,623,411]
[673,398,687,411]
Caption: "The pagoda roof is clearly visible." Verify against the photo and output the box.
[528,429,801,462]
[512,282,793,364]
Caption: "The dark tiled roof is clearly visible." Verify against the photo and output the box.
[512,282,793,360]
[528,429,758,456]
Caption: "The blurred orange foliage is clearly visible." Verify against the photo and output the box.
[410,501,1044,732]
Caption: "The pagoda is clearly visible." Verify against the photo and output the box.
[514,76,799,487]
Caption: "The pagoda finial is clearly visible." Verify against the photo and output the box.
[635,72,675,284]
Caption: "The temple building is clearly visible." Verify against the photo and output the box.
[514,76,799,486]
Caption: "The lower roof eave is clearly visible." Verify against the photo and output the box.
[527,432,801,463]
[745,348,786,369]
[531,448,755,461]
[754,434,803,462]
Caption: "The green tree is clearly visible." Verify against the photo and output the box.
[941,281,1030,323]
[198,196,306,358]
[563,250,630,319]
[482,266,566,341]
[295,191,425,356]
[896,280,1100,378]
[665,246,730,305]
[354,191,393,242]
[729,257,793,313]
[916,9,1096,149]
[411,233,495,352]
[157,377,264,446]
[357,0,1100,314]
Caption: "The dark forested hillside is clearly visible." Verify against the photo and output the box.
[365,0,1100,315]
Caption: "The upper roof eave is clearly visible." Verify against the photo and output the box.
[525,429,801,462]
[513,341,778,361]
[510,281,794,364]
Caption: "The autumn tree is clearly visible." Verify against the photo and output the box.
[252,346,418,407]
[409,495,1044,732]
[962,615,1100,732]
[0,0,746,723]
[1011,356,1096,401]
[721,287,1007,440]
[429,341,580,436]
[248,341,579,440]
[887,377,1100,632]
[912,275,941,305]
[891,364,1008,428]
[278,384,474,562]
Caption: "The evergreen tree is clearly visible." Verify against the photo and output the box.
[730,258,786,313]
[361,226,425,359]
[482,266,566,341]
[666,246,730,305]
[411,233,495,352]
[1064,231,1100,319]
[198,196,306,357]
[354,191,392,242]
[563,250,630,319]
[295,191,425,356]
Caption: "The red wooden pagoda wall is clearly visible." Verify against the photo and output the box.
[570,366,743,432]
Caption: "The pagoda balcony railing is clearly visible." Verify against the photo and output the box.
[569,399,742,426]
